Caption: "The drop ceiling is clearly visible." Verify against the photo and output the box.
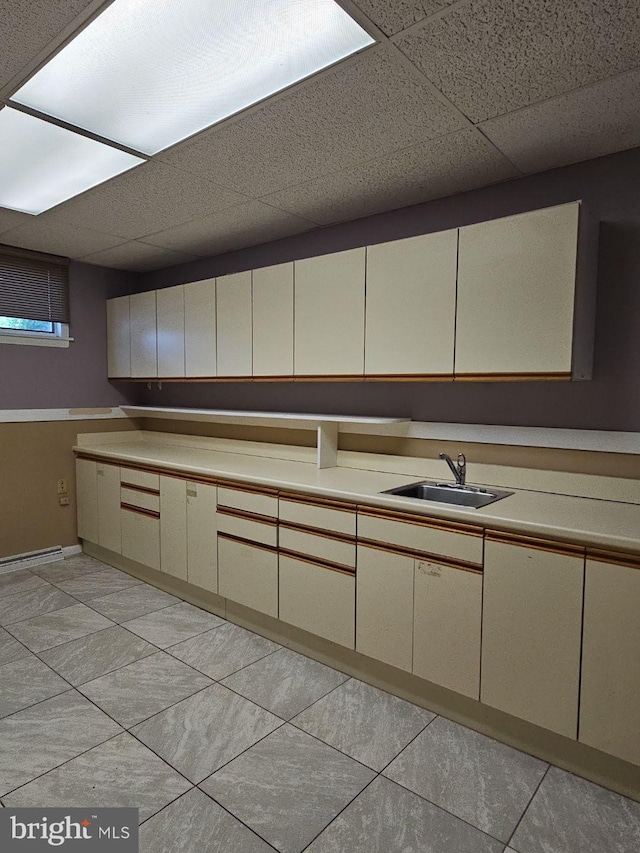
[1,0,639,272]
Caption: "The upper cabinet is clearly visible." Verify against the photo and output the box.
[106,295,131,378]
[455,201,596,379]
[156,284,185,378]
[184,278,216,377]
[252,262,294,377]
[294,248,366,376]
[216,271,252,377]
[129,290,157,378]
[365,230,457,377]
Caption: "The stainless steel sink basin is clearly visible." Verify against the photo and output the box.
[382,480,513,509]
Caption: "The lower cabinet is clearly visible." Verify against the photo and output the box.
[121,506,160,570]
[97,463,121,553]
[279,555,355,648]
[186,482,218,593]
[76,459,98,543]
[218,534,278,618]
[160,476,187,580]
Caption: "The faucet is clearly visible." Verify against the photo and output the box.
[439,452,466,486]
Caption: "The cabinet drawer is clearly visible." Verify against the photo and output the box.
[217,486,277,518]
[279,555,355,648]
[279,525,355,569]
[279,497,356,536]
[218,535,278,617]
[120,468,160,491]
[121,487,160,513]
[121,506,160,570]
[216,509,277,547]
[358,510,482,566]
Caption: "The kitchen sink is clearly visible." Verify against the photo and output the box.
[382,480,513,509]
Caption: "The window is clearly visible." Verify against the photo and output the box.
[0,246,71,347]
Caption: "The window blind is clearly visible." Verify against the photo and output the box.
[0,245,70,324]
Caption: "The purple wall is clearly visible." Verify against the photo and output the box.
[136,146,640,432]
[0,261,138,409]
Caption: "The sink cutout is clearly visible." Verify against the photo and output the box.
[382,481,513,509]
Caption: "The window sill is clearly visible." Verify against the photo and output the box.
[0,333,73,348]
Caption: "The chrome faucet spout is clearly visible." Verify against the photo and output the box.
[439,452,466,486]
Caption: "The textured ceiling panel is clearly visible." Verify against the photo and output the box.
[396,0,640,122]
[82,241,198,272]
[0,215,126,257]
[0,207,32,235]
[264,129,518,225]
[52,161,248,240]
[352,0,455,36]
[480,70,640,174]
[158,47,466,197]
[143,201,317,257]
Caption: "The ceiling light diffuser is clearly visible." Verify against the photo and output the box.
[12,0,375,156]
[0,107,144,215]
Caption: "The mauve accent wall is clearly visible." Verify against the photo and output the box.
[0,261,137,409]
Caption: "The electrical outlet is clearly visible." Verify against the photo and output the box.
[59,495,70,506]
[57,478,67,495]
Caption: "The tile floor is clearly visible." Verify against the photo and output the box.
[1,554,639,852]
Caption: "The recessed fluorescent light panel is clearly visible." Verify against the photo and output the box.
[0,107,144,214]
[13,0,375,156]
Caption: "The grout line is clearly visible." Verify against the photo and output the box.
[506,765,550,848]
[194,787,281,851]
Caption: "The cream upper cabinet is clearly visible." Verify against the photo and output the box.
[294,248,365,376]
[106,296,131,378]
[184,278,216,377]
[129,290,157,378]
[216,271,252,377]
[156,285,185,378]
[252,263,294,376]
[455,201,592,378]
[365,230,457,376]
[580,557,640,766]
[481,536,584,738]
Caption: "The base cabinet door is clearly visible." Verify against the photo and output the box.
[279,555,355,648]
[580,558,640,765]
[97,464,121,554]
[481,537,584,738]
[218,535,278,617]
[76,459,98,543]
[187,482,218,593]
[160,476,187,580]
[121,507,160,570]
[356,545,414,672]
[413,560,482,699]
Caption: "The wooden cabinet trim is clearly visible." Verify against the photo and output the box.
[217,479,279,497]
[364,374,452,382]
[279,520,355,544]
[586,548,640,570]
[120,503,160,520]
[77,453,120,468]
[120,482,160,496]
[486,529,585,558]
[358,505,482,538]
[217,531,278,554]
[454,372,571,382]
[358,538,482,573]
[279,548,355,577]
[279,493,357,513]
[216,505,277,526]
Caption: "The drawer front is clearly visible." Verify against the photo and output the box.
[121,507,160,570]
[217,486,277,518]
[121,487,160,513]
[218,535,278,617]
[279,525,355,569]
[279,555,355,648]
[358,512,482,565]
[279,498,356,537]
[216,511,277,548]
[120,468,160,490]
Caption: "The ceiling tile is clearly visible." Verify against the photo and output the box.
[480,69,640,174]
[352,0,455,36]
[264,128,518,224]
[53,161,248,240]
[143,201,317,257]
[0,213,127,258]
[158,47,466,197]
[0,207,32,235]
[81,241,198,273]
[396,0,640,122]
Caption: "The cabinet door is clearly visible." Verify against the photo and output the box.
[580,558,640,765]
[252,263,294,376]
[76,459,98,543]
[356,544,414,672]
[186,482,217,593]
[130,290,157,378]
[481,537,584,737]
[96,463,121,553]
[157,285,185,378]
[216,271,252,376]
[455,202,580,376]
[160,476,187,580]
[106,296,131,378]
[218,535,278,617]
[365,230,457,376]
[185,278,216,377]
[413,560,482,699]
[121,507,160,570]
[294,248,365,376]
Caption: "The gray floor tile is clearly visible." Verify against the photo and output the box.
[306,776,503,853]
[202,724,375,853]
[0,584,76,626]
[0,569,48,598]
[139,789,274,853]
[0,691,122,796]
[293,678,435,771]
[221,648,348,720]
[384,716,548,842]
[31,556,107,583]
[39,625,156,686]
[55,568,143,602]
[78,651,212,727]
[3,732,191,821]
[510,766,640,853]
[6,603,114,652]
[0,655,69,718]
[0,627,30,666]
[122,602,225,648]
[88,584,180,623]
[132,683,282,783]
[168,622,280,680]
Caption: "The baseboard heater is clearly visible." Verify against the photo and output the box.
[0,546,65,574]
